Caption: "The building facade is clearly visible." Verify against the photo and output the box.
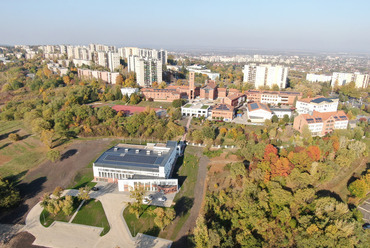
[306,73,332,82]
[296,96,339,115]
[245,90,302,106]
[247,102,272,122]
[293,111,348,136]
[128,56,162,87]
[243,64,289,89]
[210,104,234,121]
[331,72,369,88]
[93,142,181,193]
[181,103,210,117]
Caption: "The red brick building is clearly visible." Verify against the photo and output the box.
[211,104,235,121]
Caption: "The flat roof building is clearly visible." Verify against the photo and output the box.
[93,141,182,193]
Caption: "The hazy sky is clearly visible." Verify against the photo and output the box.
[1,0,370,52]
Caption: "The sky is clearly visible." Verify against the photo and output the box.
[1,0,370,53]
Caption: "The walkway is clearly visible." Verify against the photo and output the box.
[181,116,192,141]
[173,149,209,247]
[359,199,370,223]
[23,188,173,248]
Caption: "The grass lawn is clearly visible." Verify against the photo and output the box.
[123,205,162,237]
[0,120,47,180]
[40,197,81,227]
[203,149,223,158]
[72,199,110,236]
[160,147,200,240]
[111,100,172,109]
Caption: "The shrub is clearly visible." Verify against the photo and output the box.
[8,133,20,141]
[47,150,61,163]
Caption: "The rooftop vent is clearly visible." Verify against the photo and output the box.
[125,148,129,152]
[146,150,151,155]
[158,151,162,156]
[114,147,118,152]
[135,149,139,154]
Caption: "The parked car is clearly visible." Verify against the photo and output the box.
[158,196,167,202]
[91,187,99,191]
[142,198,149,204]
[147,195,154,201]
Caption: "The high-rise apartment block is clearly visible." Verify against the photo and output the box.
[243,64,288,89]
[120,47,167,64]
[128,55,162,87]
[331,72,369,88]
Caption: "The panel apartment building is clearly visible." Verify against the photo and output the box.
[243,64,289,89]
[128,55,162,87]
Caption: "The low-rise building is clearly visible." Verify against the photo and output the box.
[77,68,119,84]
[306,73,332,82]
[120,87,139,97]
[296,96,339,115]
[200,81,217,100]
[269,107,294,118]
[181,103,210,117]
[293,111,348,136]
[245,90,302,106]
[93,142,181,193]
[223,93,246,107]
[141,88,184,102]
[210,104,234,121]
[247,102,272,122]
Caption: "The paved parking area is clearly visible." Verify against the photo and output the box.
[358,199,370,223]
[24,184,173,248]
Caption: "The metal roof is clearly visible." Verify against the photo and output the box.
[93,141,177,173]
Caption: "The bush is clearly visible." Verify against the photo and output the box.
[8,133,20,141]
[47,150,61,163]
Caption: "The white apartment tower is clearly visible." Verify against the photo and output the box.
[128,55,162,87]
[331,72,369,88]
[243,64,288,89]
[107,52,120,72]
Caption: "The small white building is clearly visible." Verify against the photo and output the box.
[270,107,294,118]
[181,103,210,117]
[120,87,139,97]
[296,96,339,115]
[247,102,272,122]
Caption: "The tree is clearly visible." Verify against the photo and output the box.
[0,177,20,208]
[116,74,124,86]
[122,94,129,103]
[348,175,369,199]
[41,130,54,148]
[78,186,91,201]
[193,216,209,248]
[8,133,20,141]
[128,186,145,218]
[153,207,175,230]
[172,99,185,108]
[52,186,64,199]
[271,84,280,91]
[129,93,141,105]
[271,115,279,123]
[62,195,74,216]
[47,149,61,162]
[283,114,290,123]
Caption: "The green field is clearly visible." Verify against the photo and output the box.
[123,205,161,237]
[0,121,47,180]
[72,199,110,236]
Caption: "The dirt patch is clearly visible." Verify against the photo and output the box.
[0,138,113,225]
[0,155,12,166]
[2,231,46,248]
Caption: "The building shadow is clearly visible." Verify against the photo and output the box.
[60,149,78,161]
[135,234,159,248]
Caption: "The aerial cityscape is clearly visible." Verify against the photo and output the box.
[0,1,369,248]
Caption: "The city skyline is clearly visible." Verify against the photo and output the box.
[1,0,370,53]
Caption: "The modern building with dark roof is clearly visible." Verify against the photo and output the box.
[245,90,302,106]
[93,141,182,193]
[296,96,339,114]
[210,104,235,121]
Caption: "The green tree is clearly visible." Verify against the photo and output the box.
[62,195,74,216]
[271,115,279,123]
[78,186,91,201]
[348,178,368,198]
[8,133,20,141]
[0,177,20,208]
[47,149,61,162]
[193,216,209,248]
[153,207,176,230]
